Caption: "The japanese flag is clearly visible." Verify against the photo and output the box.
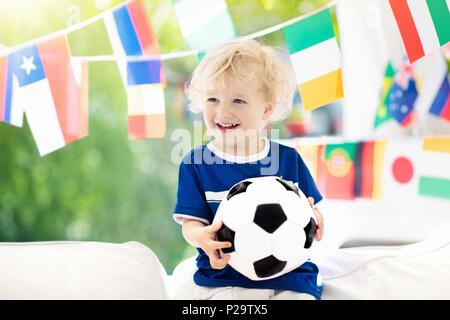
[382,139,421,199]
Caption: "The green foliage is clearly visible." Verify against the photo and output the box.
[0,0,335,273]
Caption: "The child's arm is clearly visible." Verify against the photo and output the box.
[307,197,324,241]
[182,218,232,269]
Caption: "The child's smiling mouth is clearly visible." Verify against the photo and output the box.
[216,123,240,132]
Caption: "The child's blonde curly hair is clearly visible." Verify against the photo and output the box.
[185,39,297,122]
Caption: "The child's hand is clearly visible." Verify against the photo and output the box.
[196,221,232,269]
[307,197,324,241]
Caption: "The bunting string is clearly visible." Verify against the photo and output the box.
[2,0,449,157]
[2,0,131,57]
[1,0,337,62]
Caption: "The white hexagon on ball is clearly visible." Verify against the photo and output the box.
[279,190,314,226]
[218,194,256,231]
[234,223,272,262]
[272,220,307,262]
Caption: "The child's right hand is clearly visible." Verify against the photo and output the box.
[195,221,232,269]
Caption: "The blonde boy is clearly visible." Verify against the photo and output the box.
[173,40,324,300]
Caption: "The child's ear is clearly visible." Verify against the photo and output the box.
[262,103,274,120]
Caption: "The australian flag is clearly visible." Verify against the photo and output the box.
[387,60,418,127]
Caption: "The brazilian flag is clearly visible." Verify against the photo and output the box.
[374,61,395,128]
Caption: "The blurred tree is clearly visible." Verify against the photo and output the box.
[0,0,337,273]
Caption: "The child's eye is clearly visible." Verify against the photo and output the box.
[233,99,246,104]
[207,98,218,103]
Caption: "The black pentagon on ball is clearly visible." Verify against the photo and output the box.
[217,223,235,253]
[276,178,300,197]
[253,255,287,278]
[303,217,317,249]
[254,203,287,233]
[227,181,253,200]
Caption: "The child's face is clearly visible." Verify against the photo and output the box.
[202,64,273,149]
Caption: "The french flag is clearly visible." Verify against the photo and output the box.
[8,36,88,156]
[0,55,23,127]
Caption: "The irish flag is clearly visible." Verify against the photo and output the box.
[283,8,343,111]
[419,137,450,199]
[8,36,88,156]
[388,0,450,63]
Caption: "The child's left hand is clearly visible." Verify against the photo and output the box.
[307,197,324,241]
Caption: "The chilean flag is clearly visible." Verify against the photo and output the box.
[0,55,23,127]
[8,36,88,156]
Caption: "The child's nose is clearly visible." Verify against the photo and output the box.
[216,102,233,118]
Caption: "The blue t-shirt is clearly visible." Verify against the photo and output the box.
[173,138,324,299]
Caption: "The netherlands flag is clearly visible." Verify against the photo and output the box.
[127,59,165,139]
[8,36,88,156]
[0,55,23,127]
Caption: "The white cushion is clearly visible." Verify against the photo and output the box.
[169,232,450,299]
[0,241,168,299]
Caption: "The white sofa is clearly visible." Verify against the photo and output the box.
[1,198,449,299]
[0,241,168,299]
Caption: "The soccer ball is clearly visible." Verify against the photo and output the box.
[213,176,317,281]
